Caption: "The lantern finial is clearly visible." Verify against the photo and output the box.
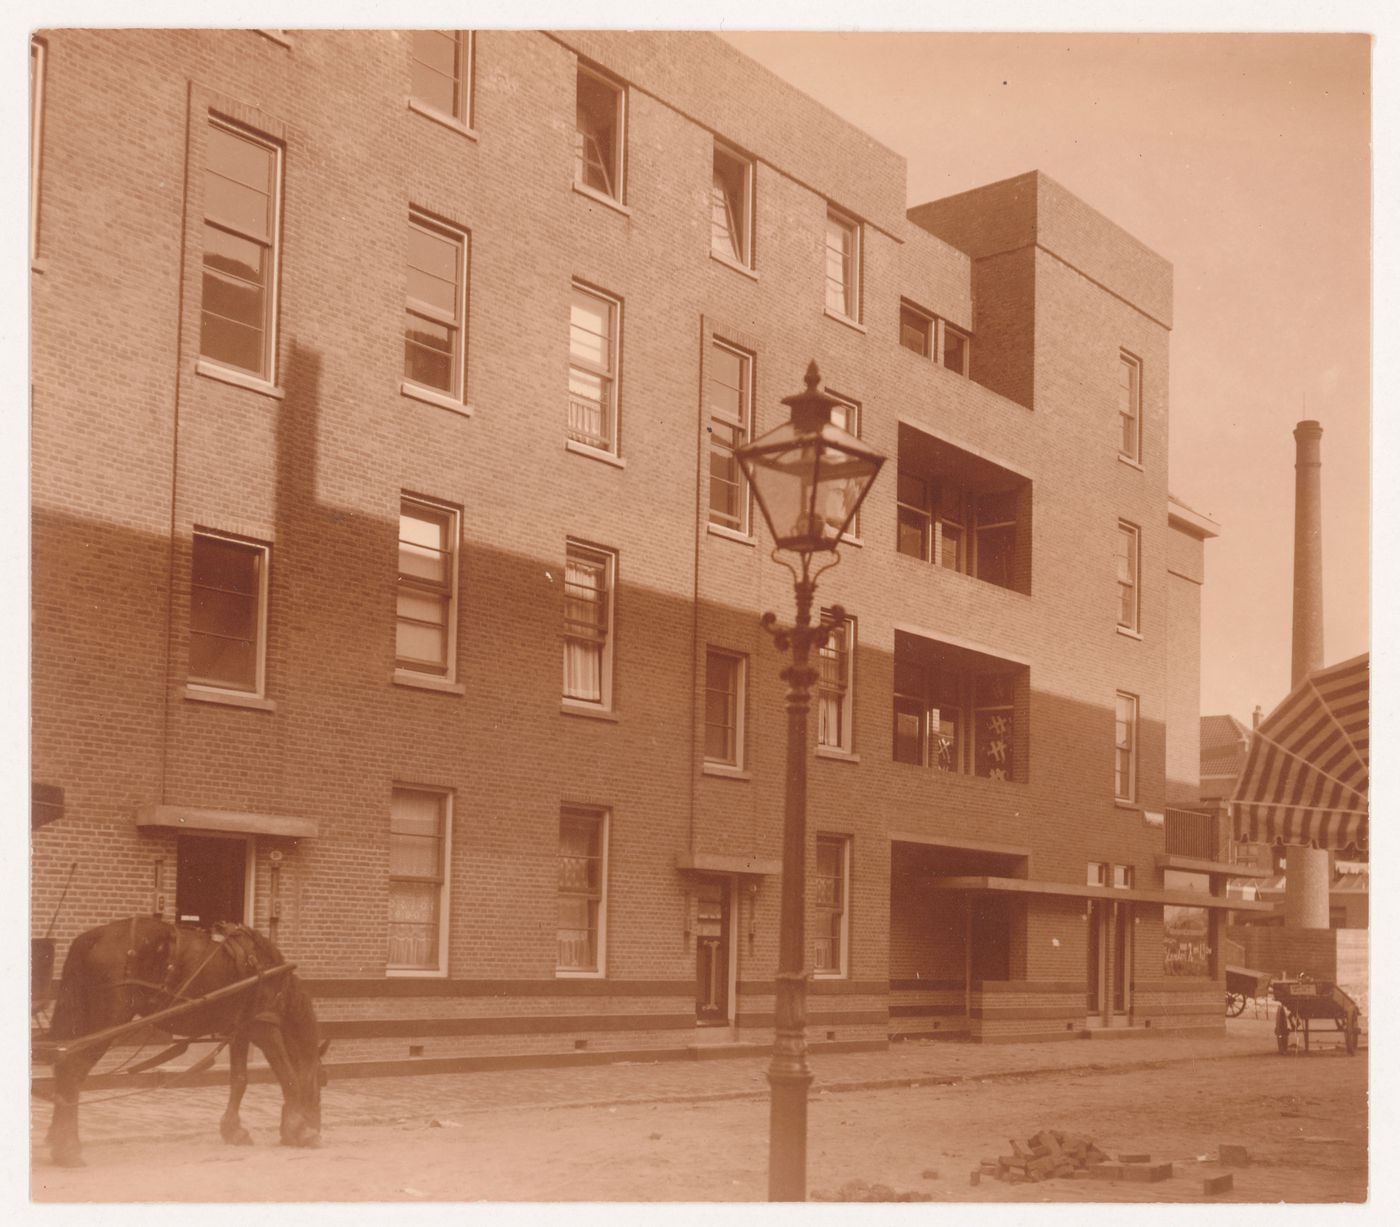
[803,361,821,392]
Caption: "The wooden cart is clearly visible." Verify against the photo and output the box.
[1271,976,1362,1055]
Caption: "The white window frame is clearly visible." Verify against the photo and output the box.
[711,140,754,268]
[403,210,469,404]
[574,63,625,203]
[396,496,461,682]
[1112,864,1135,889]
[557,805,609,977]
[568,281,622,457]
[703,648,747,770]
[1087,861,1108,887]
[1119,351,1143,463]
[813,834,851,978]
[939,319,971,376]
[1115,691,1138,803]
[817,613,855,754]
[896,470,932,561]
[824,206,861,321]
[827,393,862,538]
[707,339,753,535]
[30,36,46,263]
[1116,520,1141,634]
[387,786,452,977]
[899,300,934,357]
[409,30,474,129]
[562,540,617,711]
[188,529,271,699]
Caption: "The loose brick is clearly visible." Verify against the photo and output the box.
[1203,1173,1234,1195]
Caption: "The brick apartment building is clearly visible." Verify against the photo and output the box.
[30,29,1249,1070]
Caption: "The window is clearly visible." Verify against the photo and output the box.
[201,118,282,380]
[1087,862,1108,887]
[558,806,607,974]
[817,612,855,753]
[397,498,459,678]
[892,647,1020,781]
[1163,869,1212,976]
[568,283,621,454]
[827,394,862,535]
[575,64,624,201]
[1115,692,1138,802]
[899,301,970,373]
[189,531,269,695]
[1118,352,1142,462]
[30,37,45,262]
[404,212,468,400]
[563,542,615,707]
[899,301,933,357]
[388,788,450,973]
[711,141,753,266]
[704,649,746,767]
[1112,864,1135,889]
[814,835,850,976]
[941,323,970,376]
[707,341,752,533]
[896,471,931,560]
[410,31,473,126]
[1116,521,1140,633]
[824,207,860,320]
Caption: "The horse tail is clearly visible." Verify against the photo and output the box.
[48,925,103,1042]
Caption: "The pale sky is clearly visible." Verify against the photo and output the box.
[720,31,1372,723]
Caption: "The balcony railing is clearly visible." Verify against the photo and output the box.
[1164,807,1221,861]
[568,393,612,451]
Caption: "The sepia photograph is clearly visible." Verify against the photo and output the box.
[16,2,1382,1212]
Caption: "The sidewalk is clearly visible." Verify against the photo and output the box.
[32,1016,1289,1155]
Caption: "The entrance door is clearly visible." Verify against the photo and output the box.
[1087,900,1131,1022]
[694,878,731,1025]
[1087,900,1103,1015]
[1112,902,1131,1015]
[176,834,248,927]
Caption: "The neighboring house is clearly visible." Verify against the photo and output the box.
[31,29,1244,1069]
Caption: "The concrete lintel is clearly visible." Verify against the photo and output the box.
[675,851,782,876]
[927,874,1273,912]
[1155,853,1271,879]
[135,803,317,840]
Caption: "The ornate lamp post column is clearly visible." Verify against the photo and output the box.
[736,362,885,1202]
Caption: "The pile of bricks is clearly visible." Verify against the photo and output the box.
[972,1130,1162,1185]
[811,1179,933,1202]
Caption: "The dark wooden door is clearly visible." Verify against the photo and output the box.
[176,834,246,927]
[1087,900,1103,1014]
[694,878,730,1025]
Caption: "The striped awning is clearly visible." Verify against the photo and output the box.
[1230,653,1368,852]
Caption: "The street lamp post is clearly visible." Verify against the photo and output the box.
[736,361,885,1202]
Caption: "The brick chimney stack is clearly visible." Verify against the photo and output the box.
[1291,420,1324,688]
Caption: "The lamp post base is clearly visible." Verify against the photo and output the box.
[767,1055,814,1201]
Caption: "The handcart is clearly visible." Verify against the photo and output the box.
[1271,975,1362,1055]
[1224,964,1271,1017]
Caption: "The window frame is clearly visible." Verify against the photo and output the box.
[824,206,862,322]
[403,210,469,403]
[30,36,46,264]
[813,834,851,978]
[568,280,623,457]
[703,648,747,769]
[896,470,932,561]
[711,139,754,268]
[562,540,617,711]
[706,339,753,535]
[816,612,856,754]
[574,62,626,203]
[899,300,934,357]
[409,30,475,129]
[187,529,271,699]
[387,786,452,977]
[1116,520,1141,634]
[827,393,862,538]
[1115,691,1139,803]
[396,496,461,682]
[557,805,609,977]
[1118,351,1143,463]
[939,320,971,376]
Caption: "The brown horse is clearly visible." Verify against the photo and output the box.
[45,917,323,1167]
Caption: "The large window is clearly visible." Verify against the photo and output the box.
[1116,521,1140,633]
[814,835,850,977]
[409,30,473,126]
[707,341,752,533]
[575,64,624,201]
[388,787,450,974]
[1119,351,1142,462]
[893,643,1021,781]
[397,498,459,679]
[1115,691,1138,802]
[824,207,861,321]
[558,806,607,974]
[189,531,269,696]
[1163,869,1213,977]
[817,612,855,753]
[404,212,468,401]
[563,541,615,708]
[711,141,753,267]
[201,118,281,381]
[568,282,621,455]
[704,649,746,768]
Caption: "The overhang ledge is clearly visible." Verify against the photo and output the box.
[135,803,317,840]
[675,851,781,876]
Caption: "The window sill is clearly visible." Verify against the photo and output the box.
[709,249,758,280]
[392,670,466,695]
[1117,453,1144,472]
[556,968,606,979]
[255,29,293,49]
[838,532,863,548]
[183,685,276,712]
[812,972,849,981]
[407,97,478,141]
[566,439,626,469]
[706,523,756,547]
[31,256,48,275]
[815,746,860,764]
[823,307,867,334]
[1115,800,1140,811]
[561,701,619,723]
[386,968,448,979]
[401,381,474,417]
[196,359,285,399]
[1116,625,1143,641]
[572,181,631,217]
[702,762,751,781]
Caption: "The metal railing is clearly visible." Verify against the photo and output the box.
[1164,807,1221,860]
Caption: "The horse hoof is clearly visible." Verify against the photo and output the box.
[223,1129,253,1147]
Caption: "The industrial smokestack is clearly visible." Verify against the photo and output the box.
[1291,420,1324,688]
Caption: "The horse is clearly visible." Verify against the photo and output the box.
[44,916,324,1167]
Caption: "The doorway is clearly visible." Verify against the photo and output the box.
[694,877,731,1025]
[1087,899,1131,1023]
[176,833,250,927]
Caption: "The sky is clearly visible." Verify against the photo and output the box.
[718,30,1372,724]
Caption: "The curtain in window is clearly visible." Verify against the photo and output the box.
[389,790,443,969]
[563,555,606,701]
[558,814,600,970]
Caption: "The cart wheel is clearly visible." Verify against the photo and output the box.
[1226,992,1246,1018]
[1275,1005,1291,1054]
[1345,1013,1359,1055]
